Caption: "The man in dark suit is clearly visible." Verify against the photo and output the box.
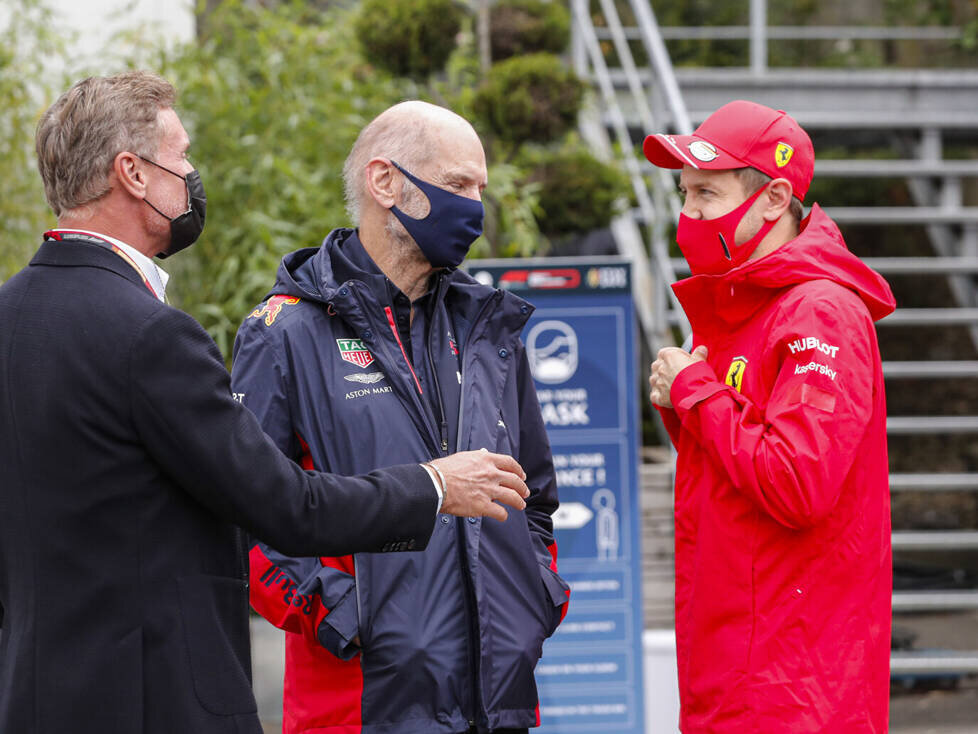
[0,71,529,734]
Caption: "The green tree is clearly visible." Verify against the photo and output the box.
[157,0,408,356]
[0,0,69,283]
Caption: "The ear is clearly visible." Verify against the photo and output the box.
[114,151,146,200]
[762,178,793,221]
[364,157,399,210]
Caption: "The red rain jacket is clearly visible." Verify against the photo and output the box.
[659,205,896,733]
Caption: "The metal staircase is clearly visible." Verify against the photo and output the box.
[570,0,978,679]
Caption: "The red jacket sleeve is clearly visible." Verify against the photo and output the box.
[670,290,877,530]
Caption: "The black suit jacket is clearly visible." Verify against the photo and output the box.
[0,239,436,733]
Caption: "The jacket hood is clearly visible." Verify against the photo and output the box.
[672,204,896,331]
[265,228,382,305]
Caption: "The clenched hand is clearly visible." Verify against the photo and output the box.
[649,345,708,409]
[431,449,530,522]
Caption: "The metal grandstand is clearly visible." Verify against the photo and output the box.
[570,0,978,678]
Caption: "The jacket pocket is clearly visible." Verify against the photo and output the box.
[176,574,257,716]
[540,563,570,637]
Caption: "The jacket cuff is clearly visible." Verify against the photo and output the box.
[317,587,360,660]
[671,361,727,422]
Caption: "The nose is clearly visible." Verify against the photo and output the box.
[680,198,700,220]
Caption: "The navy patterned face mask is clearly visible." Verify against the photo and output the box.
[389,160,484,269]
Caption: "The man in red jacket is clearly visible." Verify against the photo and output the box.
[644,100,896,733]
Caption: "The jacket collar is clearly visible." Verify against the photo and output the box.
[31,238,154,296]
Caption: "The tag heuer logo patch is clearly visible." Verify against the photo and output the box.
[344,371,385,384]
[725,356,748,392]
[337,338,374,369]
[775,142,794,168]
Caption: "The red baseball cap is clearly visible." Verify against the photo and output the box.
[643,100,814,201]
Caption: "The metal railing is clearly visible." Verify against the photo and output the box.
[575,0,978,679]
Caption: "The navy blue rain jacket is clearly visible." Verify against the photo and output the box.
[231,229,569,733]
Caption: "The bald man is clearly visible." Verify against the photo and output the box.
[231,102,568,734]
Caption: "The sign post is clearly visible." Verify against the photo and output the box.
[466,257,645,733]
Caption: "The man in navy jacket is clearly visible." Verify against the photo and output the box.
[232,101,568,734]
[0,72,530,734]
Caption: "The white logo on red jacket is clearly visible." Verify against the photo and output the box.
[787,336,839,358]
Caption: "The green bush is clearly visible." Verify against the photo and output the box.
[473,53,584,144]
[522,145,630,237]
[490,0,571,61]
[354,0,467,80]
[0,0,68,283]
[156,0,405,357]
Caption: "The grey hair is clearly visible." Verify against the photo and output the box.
[35,71,176,217]
[342,102,438,226]
[735,166,804,223]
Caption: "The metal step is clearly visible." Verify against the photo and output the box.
[879,308,978,326]
[888,416,978,434]
[884,361,978,378]
[893,590,978,612]
[891,651,978,675]
[890,473,978,491]
[892,530,978,551]
[823,206,978,224]
[815,159,978,178]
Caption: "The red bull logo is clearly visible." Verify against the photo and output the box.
[250,295,300,327]
[337,338,375,368]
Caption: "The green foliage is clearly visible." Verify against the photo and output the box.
[157,0,407,356]
[490,0,571,61]
[520,143,629,237]
[0,0,68,283]
[472,53,585,145]
[354,0,467,80]
[476,162,544,258]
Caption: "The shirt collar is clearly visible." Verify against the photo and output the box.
[50,228,169,302]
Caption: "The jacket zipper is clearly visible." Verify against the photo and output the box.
[426,274,450,455]
[453,289,501,729]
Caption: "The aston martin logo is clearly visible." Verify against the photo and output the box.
[343,371,385,384]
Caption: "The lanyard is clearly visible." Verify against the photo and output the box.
[44,230,160,300]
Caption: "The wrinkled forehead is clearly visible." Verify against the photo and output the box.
[427,124,488,184]
[679,165,742,189]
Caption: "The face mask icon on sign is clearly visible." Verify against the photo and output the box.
[526,320,579,385]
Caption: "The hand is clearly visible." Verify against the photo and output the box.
[649,345,708,409]
[431,449,529,522]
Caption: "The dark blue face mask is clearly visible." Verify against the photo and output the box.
[389,160,484,269]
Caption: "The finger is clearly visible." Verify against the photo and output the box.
[497,470,530,498]
[483,501,509,523]
[692,345,709,359]
[490,486,526,513]
[488,452,526,482]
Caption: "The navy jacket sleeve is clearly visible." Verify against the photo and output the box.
[129,306,437,557]
[231,316,363,660]
[515,346,570,628]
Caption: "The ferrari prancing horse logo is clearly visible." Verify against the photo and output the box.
[725,357,748,392]
[775,142,794,168]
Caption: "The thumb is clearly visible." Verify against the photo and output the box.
[692,345,709,360]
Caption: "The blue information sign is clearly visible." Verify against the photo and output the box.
[466,257,645,733]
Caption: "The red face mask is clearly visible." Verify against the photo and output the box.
[676,184,776,276]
